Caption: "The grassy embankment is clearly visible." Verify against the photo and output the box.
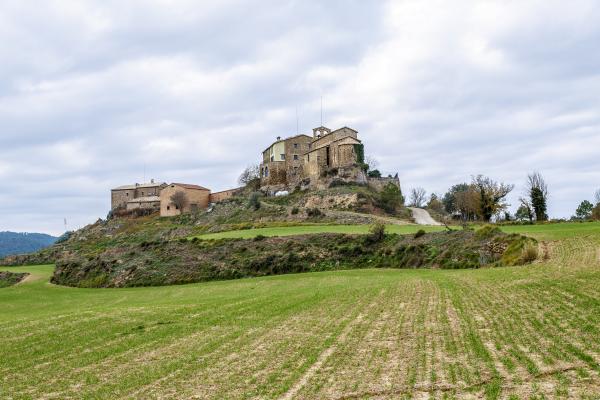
[191,221,600,240]
[1,223,599,399]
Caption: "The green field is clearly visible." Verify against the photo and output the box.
[192,221,600,241]
[1,223,600,399]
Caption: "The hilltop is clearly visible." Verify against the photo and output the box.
[2,185,539,288]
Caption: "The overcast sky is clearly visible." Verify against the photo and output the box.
[1,0,600,235]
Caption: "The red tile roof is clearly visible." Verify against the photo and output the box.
[171,183,210,191]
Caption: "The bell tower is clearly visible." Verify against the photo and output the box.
[312,126,331,139]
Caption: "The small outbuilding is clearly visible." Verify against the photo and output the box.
[160,183,210,217]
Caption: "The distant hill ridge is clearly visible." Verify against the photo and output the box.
[0,231,58,257]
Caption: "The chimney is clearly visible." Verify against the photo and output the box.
[135,183,139,187]
[276,136,281,141]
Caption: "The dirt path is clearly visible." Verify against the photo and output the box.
[408,207,442,226]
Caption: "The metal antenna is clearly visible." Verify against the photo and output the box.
[296,106,299,135]
[320,96,323,126]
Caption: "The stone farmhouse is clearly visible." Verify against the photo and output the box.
[111,181,240,217]
[260,125,396,191]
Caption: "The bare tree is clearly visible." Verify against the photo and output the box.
[365,155,380,171]
[170,191,188,211]
[409,187,427,208]
[517,197,534,223]
[472,175,514,222]
[238,164,260,187]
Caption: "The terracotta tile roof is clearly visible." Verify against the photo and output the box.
[170,183,210,191]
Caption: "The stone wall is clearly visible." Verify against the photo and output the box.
[367,175,401,192]
[210,188,242,203]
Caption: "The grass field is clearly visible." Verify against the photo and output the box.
[192,224,449,240]
[192,221,600,241]
[1,223,600,399]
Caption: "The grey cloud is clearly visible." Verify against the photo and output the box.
[1,1,599,234]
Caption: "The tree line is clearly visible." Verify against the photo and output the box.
[409,172,600,223]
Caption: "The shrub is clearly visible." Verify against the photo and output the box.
[291,207,300,215]
[369,222,386,242]
[306,208,324,218]
[414,229,426,239]
[248,192,262,211]
[521,242,539,264]
[253,234,266,241]
[377,183,404,214]
[368,169,382,178]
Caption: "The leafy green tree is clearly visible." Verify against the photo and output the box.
[427,193,444,213]
[368,169,382,178]
[575,200,593,220]
[442,183,470,213]
[527,172,548,221]
[473,175,514,222]
[378,183,404,214]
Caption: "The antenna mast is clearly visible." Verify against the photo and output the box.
[320,96,323,126]
[296,106,299,135]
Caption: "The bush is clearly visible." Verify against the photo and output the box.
[414,229,426,239]
[521,242,539,264]
[377,183,404,214]
[368,169,382,178]
[291,207,300,215]
[253,234,267,242]
[248,192,262,211]
[369,222,386,242]
[306,208,324,218]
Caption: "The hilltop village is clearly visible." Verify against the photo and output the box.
[110,125,400,217]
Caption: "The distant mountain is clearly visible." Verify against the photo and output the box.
[0,232,58,258]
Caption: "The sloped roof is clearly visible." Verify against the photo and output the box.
[126,196,160,203]
[305,136,362,154]
[170,183,210,191]
[112,182,166,191]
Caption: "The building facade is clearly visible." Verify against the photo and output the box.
[259,126,364,188]
[111,180,167,210]
[159,183,211,217]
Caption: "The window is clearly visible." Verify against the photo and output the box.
[293,154,299,160]
[294,143,298,149]
[141,192,144,196]
[167,206,170,210]
[281,154,285,160]
[271,155,274,162]
[126,193,129,197]
[307,154,310,162]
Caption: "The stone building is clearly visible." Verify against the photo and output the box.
[259,126,365,189]
[160,183,211,217]
[111,180,167,210]
[260,134,313,187]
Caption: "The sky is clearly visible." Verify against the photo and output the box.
[1,0,600,235]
